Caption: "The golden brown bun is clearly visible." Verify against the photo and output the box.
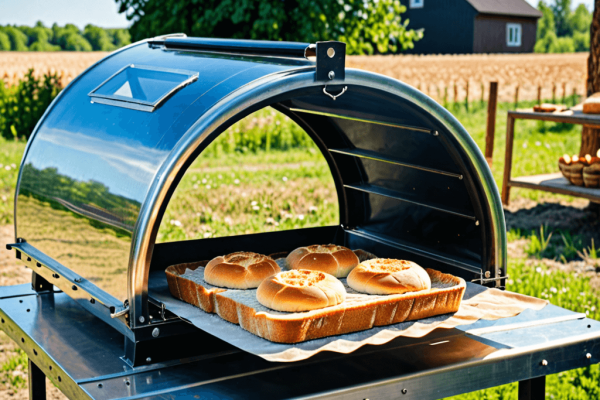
[286,244,359,277]
[256,269,346,312]
[583,93,600,114]
[204,252,280,289]
[347,258,431,295]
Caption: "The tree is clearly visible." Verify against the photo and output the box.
[4,26,28,51]
[84,24,117,51]
[0,31,10,51]
[552,0,573,37]
[581,0,600,157]
[115,0,422,55]
[535,2,558,53]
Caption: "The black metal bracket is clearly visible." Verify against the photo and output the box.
[315,41,346,82]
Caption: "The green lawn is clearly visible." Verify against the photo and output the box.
[1,102,599,398]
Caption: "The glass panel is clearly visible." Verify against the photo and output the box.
[93,65,196,105]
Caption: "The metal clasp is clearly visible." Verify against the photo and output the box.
[323,86,347,101]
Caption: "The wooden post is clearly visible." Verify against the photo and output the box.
[502,114,516,205]
[480,81,485,105]
[572,87,578,105]
[514,85,519,110]
[444,86,448,106]
[465,81,469,111]
[552,83,556,104]
[537,85,542,105]
[453,82,458,103]
[485,81,499,167]
[562,83,566,104]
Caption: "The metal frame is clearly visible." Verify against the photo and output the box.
[0,286,598,400]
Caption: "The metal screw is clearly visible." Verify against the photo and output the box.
[74,278,82,283]
[485,271,491,278]
[541,360,548,366]
[71,285,77,291]
[138,316,145,323]
[152,328,160,338]
[146,357,152,363]
[328,71,335,80]
[402,388,408,394]
[433,131,439,136]
[327,47,335,58]
[586,353,592,359]
[475,220,480,226]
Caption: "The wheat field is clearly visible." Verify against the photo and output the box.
[0,51,588,102]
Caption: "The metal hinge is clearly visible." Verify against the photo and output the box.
[315,41,346,82]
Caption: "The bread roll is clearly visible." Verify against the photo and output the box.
[347,258,431,295]
[204,252,280,289]
[286,244,359,277]
[583,93,600,114]
[256,269,346,312]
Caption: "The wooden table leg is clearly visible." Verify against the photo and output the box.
[518,375,545,400]
[501,115,515,205]
[28,359,46,400]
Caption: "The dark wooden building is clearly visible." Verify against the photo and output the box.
[402,0,542,54]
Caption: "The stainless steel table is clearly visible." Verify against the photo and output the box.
[0,284,598,400]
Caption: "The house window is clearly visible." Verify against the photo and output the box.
[506,23,522,47]
[410,0,423,8]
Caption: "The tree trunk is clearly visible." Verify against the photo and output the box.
[580,0,600,157]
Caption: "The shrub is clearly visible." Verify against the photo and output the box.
[0,69,62,140]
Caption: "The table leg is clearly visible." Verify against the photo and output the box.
[28,359,46,400]
[501,115,515,205]
[518,375,545,400]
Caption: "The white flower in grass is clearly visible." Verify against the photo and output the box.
[206,185,211,189]
[535,141,541,146]
[4,165,10,171]
[10,163,15,168]
[218,174,222,179]
[193,184,198,189]
[224,216,233,226]
[522,143,528,149]
[309,206,318,213]
[169,219,182,227]
[202,178,207,184]
[297,214,305,220]
[251,201,258,206]
[252,205,260,211]
[550,287,557,293]
[0,164,3,169]
[282,176,288,182]
[234,179,240,184]
[545,143,550,149]
[536,266,542,273]
[203,232,212,238]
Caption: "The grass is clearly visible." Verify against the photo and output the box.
[0,137,26,225]
[0,103,599,397]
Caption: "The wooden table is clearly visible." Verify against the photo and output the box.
[501,107,600,205]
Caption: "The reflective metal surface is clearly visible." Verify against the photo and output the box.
[0,285,598,400]
[15,37,507,330]
[15,41,311,305]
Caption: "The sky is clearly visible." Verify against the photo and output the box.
[0,0,595,29]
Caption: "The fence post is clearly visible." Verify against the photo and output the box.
[514,85,519,110]
[537,85,542,105]
[485,81,499,168]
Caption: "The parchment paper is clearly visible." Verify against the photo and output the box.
[150,271,548,362]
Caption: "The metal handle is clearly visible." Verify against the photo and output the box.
[323,86,347,101]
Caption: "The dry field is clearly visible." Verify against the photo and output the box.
[0,51,587,102]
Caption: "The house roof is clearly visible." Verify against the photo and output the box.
[465,0,543,18]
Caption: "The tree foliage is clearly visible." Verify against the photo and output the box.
[115,0,422,55]
[535,0,592,53]
[0,22,130,51]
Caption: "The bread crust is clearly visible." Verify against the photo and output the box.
[256,270,346,312]
[168,262,466,343]
[286,244,359,277]
[347,258,431,295]
[204,252,280,289]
